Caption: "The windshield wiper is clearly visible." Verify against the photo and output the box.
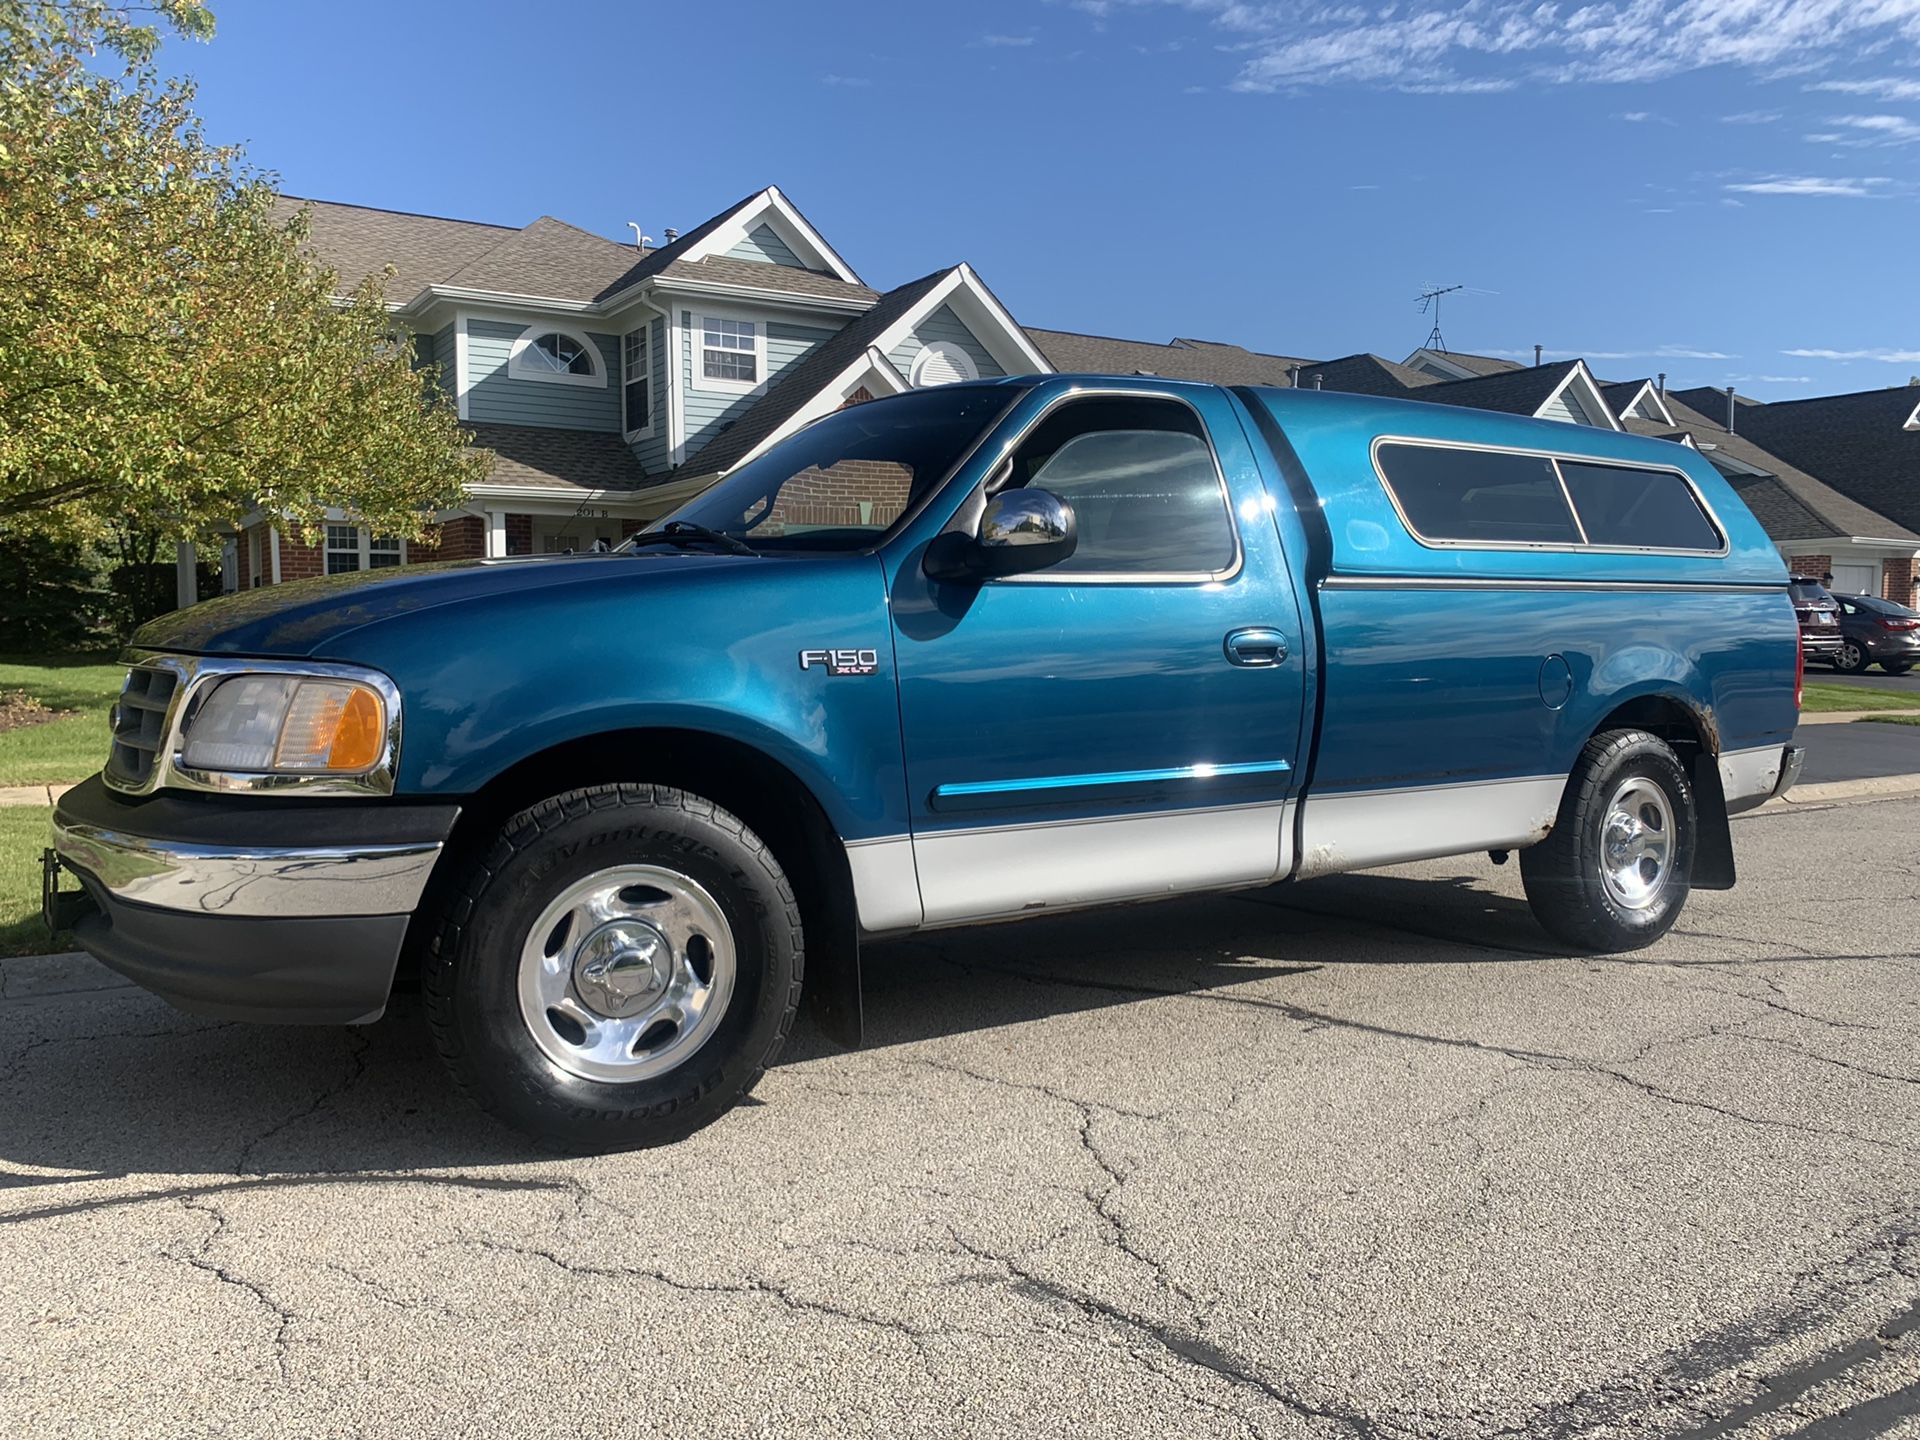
[621,521,757,558]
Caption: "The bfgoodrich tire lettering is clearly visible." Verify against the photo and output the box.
[425,783,803,1149]
[1520,729,1695,952]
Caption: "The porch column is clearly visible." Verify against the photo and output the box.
[174,541,197,608]
[487,508,507,558]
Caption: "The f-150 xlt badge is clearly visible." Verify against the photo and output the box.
[799,648,879,676]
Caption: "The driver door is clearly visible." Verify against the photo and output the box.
[888,388,1307,925]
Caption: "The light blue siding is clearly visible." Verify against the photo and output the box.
[1539,383,1599,427]
[888,305,1006,385]
[680,311,841,459]
[431,321,455,399]
[629,316,670,474]
[725,224,805,268]
[465,318,621,432]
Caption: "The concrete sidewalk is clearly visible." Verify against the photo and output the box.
[0,783,71,808]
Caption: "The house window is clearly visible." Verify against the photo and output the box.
[326,525,407,574]
[909,341,979,388]
[507,326,605,387]
[325,524,362,575]
[623,327,651,435]
[699,315,762,391]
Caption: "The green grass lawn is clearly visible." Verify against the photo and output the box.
[1800,681,1920,714]
[1857,712,1920,727]
[0,654,121,786]
[0,805,65,956]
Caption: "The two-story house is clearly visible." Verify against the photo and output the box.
[222,186,1046,589]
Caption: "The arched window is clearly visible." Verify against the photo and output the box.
[909,340,980,388]
[508,326,606,386]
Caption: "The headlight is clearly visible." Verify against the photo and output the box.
[181,674,390,775]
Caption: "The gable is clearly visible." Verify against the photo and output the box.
[726,224,807,269]
[889,305,1006,386]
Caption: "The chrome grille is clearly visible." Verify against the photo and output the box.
[105,663,180,789]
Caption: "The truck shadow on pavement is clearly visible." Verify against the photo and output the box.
[0,868,1553,1187]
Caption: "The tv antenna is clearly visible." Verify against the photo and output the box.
[1416,283,1465,352]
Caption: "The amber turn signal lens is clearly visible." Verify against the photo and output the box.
[271,681,387,772]
[328,686,385,770]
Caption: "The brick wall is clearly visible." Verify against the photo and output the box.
[505,513,532,556]
[620,518,645,539]
[759,460,910,536]
[1885,557,1918,607]
[422,515,486,562]
[1785,553,1832,581]
[279,530,325,581]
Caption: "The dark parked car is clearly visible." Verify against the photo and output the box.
[1789,576,1843,661]
[1829,592,1920,674]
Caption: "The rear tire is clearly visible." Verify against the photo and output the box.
[1883,661,1914,675]
[1521,730,1695,952]
[425,783,803,1150]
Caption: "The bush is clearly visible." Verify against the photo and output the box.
[0,541,111,652]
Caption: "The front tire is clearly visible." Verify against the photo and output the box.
[425,784,803,1149]
[1834,640,1868,673]
[1521,730,1695,952]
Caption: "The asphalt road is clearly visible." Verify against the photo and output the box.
[4,796,1919,1439]
[1796,719,1920,786]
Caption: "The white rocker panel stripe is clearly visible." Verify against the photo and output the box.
[1295,774,1566,880]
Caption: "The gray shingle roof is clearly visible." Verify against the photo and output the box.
[437,216,643,302]
[1296,353,1438,398]
[1734,386,1920,537]
[1625,399,1918,544]
[1418,351,1525,377]
[275,196,522,303]
[677,269,956,479]
[466,423,656,494]
[1413,360,1590,418]
[651,255,878,305]
[1023,328,1311,386]
[1601,380,1659,417]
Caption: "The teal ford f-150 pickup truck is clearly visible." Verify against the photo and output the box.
[46,376,1804,1146]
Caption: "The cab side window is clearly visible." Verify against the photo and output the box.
[1003,397,1236,576]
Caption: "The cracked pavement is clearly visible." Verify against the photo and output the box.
[2,795,1918,1438]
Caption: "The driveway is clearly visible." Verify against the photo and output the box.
[3,796,1918,1438]
[1795,718,1920,786]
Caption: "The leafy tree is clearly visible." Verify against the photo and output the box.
[0,1,486,547]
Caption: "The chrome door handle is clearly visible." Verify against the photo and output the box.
[1224,627,1288,667]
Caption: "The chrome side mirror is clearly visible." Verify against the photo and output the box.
[925,488,1078,582]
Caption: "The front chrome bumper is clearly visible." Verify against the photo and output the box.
[50,813,441,918]
[46,776,461,1025]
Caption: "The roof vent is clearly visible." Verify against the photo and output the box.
[664,228,681,244]
[1725,386,1737,434]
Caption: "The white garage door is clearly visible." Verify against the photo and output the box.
[1831,562,1876,596]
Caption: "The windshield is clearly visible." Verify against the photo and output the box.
[631,385,1026,554]
[1788,579,1835,607]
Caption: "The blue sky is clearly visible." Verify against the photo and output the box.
[157,0,1920,399]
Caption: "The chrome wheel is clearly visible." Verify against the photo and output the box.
[1598,776,1673,911]
[517,864,736,1084]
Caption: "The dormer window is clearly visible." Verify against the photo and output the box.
[507,326,605,387]
[697,314,764,394]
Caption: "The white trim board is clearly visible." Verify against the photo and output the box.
[679,186,863,285]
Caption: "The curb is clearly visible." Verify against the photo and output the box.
[0,783,72,808]
[1764,773,1920,808]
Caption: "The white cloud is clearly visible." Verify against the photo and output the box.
[1721,109,1783,123]
[1725,175,1896,195]
[1479,345,1736,361]
[820,74,872,87]
[1083,1,1920,95]
[1823,112,1920,145]
[1808,76,1920,100]
[980,33,1037,47]
[1728,374,1813,384]
[1782,347,1920,362]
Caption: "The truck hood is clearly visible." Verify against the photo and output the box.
[134,551,758,658]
